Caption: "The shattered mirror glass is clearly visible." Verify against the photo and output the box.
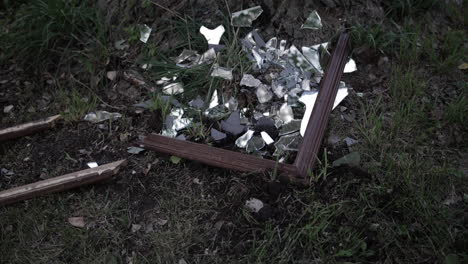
[200,25,225,45]
[302,10,322,30]
[150,13,357,161]
[139,24,152,43]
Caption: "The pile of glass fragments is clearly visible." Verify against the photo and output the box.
[147,7,356,161]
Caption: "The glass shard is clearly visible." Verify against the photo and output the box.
[221,111,245,136]
[272,80,287,98]
[235,130,255,148]
[344,58,357,73]
[299,85,349,136]
[208,89,219,109]
[204,105,230,120]
[333,85,349,109]
[274,132,301,155]
[256,84,273,103]
[161,129,177,138]
[279,119,301,136]
[231,6,263,27]
[173,49,199,64]
[162,83,184,95]
[224,97,239,112]
[302,10,322,30]
[84,111,122,123]
[173,118,192,131]
[278,103,294,124]
[211,64,233,80]
[139,24,152,43]
[87,162,98,168]
[288,45,314,72]
[211,128,227,141]
[114,39,129,50]
[127,146,145,154]
[189,97,205,109]
[200,25,225,45]
[299,90,319,136]
[240,74,262,87]
[197,48,217,65]
[246,136,265,153]
[260,131,274,145]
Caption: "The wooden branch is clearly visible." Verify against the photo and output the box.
[294,33,351,177]
[0,114,62,142]
[141,134,300,177]
[0,160,127,206]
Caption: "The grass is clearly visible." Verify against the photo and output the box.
[1,0,107,73]
[58,89,97,122]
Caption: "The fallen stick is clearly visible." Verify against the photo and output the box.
[294,33,351,177]
[141,134,299,176]
[0,160,127,206]
[0,114,62,142]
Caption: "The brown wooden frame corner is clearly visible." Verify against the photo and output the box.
[140,33,351,185]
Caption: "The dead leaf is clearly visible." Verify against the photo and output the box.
[107,71,117,81]
[458,63,468,70]
[68,217,85,228]
[131,224,142,233]
[143,163,152,176]
[155,218,168,226]
[170,156,181,164]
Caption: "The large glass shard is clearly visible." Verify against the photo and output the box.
[299,90,319,136]
[235,130,255,148]
[301,10,322,30]
[299,85,349,136]
[231,6,263,27]
[200,25,225,45]
[211,64,233,80]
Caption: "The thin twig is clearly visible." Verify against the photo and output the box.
[69,75,125,110]
[150,0,187,23]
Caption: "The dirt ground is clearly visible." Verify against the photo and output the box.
[1,0,467,263]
